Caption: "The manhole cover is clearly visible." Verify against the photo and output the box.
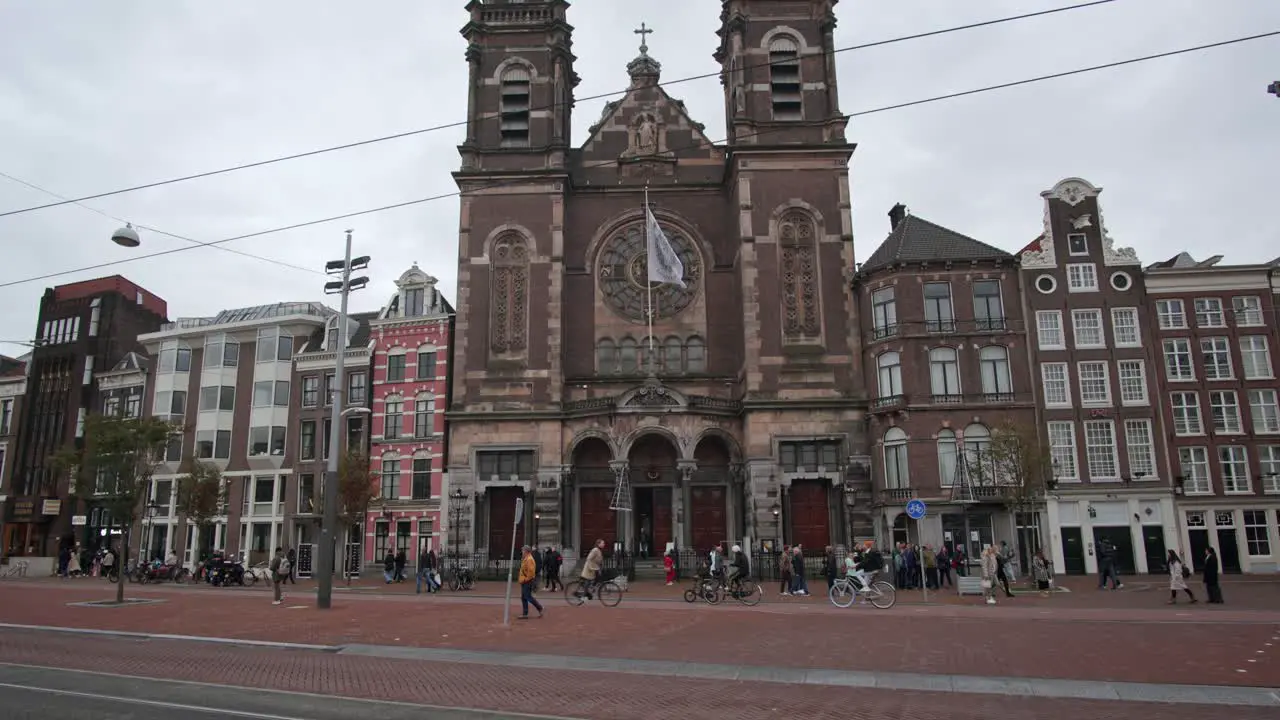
[67,598,167,608]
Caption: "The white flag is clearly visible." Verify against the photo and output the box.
[645,207,686,288]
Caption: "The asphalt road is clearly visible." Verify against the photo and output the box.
[0,663,563,720]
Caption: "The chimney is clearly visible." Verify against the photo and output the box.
[888,203,907,230]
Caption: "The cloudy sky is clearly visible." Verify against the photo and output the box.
[1,0,1276,358]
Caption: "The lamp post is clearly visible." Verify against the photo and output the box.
[533,512,541,547]
[450,487,467,570]
[139,502,161,564]
[315,230,370,610]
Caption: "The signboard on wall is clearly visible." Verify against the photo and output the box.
[41,499,60,515]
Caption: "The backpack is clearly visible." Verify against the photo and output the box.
[276,557,291,577]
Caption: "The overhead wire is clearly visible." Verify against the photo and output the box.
[0,0,1118,220]
[2,29,1275,291]
[0,171,323,276]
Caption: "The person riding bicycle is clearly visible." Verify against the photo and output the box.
[727,545,750,588]
[580,539,605,598]
[847,546,884,591]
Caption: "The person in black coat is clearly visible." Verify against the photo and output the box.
[1203,546,1223,604]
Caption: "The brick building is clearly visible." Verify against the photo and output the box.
[852,203,1039,563]
[0,357,28,556]
[290,310,375,577]
[366,265,453,566]
[1144,252,1280,574]
[1020,178,1176,576]
[445,0,868,562]
[137,302,333,568]
[4,276,167,558]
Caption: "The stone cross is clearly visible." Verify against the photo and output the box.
[635,22,653,56]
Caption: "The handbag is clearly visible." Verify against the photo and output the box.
[1181,565,1191,579]
[981,578,993,589]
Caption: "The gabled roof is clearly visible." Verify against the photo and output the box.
[298,311,379,354]
[111,352,149,373]
[861,212,1011,274]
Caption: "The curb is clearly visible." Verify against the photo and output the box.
[0,623,339,652]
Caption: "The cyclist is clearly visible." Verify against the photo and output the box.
[579,538,605,599]
[847,545,884,592]
[727,544,750,589]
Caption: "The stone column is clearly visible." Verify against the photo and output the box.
[610,460,630,553]
[676,461,696,549]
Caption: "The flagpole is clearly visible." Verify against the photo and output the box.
[644,183,655,375]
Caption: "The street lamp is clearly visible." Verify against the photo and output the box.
[450,487,467,569]
[140,502,161,563]
[316,229,371,611]
[533,512,541,547]
[111,223,141,248]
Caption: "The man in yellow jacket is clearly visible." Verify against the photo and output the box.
[517,545,544,620]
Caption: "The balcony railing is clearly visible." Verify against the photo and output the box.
[869,392,1034,413]
[866,317,1021,344]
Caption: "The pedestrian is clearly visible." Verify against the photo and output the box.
[270,546,289,606]
[546,547,563,592]
[823,546,837,590]
[1203,547,1223,604]
[1097,539,1123,590]
[778,545,792,596]
[416,545,433,594]
[663,548,675,586]
[790,546,808,596]
[383,552,395,584]
[394,549,407,583]
[1032,550,1052,597]
[922,545,938,590]
[286,547,297,584]
[516,546,543,620]
[936,545,952,588]
[980,544,999,605]
[994,548,1014,598]
[1166,549,1197,605]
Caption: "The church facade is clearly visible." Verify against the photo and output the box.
[445,0,870,561]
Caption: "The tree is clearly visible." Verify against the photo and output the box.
[335,450,377,584]
[969,421,1054,572]
[55,414,175,604]
[175,461,225,562]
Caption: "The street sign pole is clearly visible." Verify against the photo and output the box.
[905,499,928,603]
[502,497,525,626]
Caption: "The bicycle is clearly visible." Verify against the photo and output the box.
[0,560,28,579]
[722,574,763,606]
[683,575,721,604]
[448,565,474,592]
[564,572,623,607]
[829,572,897,609]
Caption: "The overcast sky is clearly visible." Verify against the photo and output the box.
[1,0,1277,358]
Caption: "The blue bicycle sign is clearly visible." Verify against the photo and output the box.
[905,499,927,520]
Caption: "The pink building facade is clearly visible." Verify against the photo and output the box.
[364,265,454,567]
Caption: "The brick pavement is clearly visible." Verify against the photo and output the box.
[1,582,1276,688]
[0,630,1273,720]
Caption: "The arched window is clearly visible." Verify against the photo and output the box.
[883,427,909,489]
[779,210,820,341]
[876,351,902,397]
[618,338,639,374]
[767,36,802,120]
[937,429,958,487]
[490,233,529,356]
[499,66,531,147]
[663,336,682,374]
[685,336,706,373]
[963,423,993,484]
[596,339,616,374]
[639,336,659,374]
[979,345,1012,395]
[929,347,961,397]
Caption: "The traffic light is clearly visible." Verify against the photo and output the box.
[1269,81,1280,98]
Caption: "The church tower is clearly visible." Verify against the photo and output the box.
[717,0,868,537]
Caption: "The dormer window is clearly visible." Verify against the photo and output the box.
[768,36,802,121]
[499,66,531,147]
[323,316,356,352]
[404,287,424,317]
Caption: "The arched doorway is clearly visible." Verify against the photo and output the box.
[628,433,678,558]
[572,437,615,558]
[690,436,732,555]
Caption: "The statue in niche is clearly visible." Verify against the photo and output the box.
[730,54,746,115]
[637,115,658,155]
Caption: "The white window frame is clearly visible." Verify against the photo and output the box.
[1156,299,1186,329]
[1200,337,1234,381]
[1071,309,1105,349]
[1035,310,1065,350]
[1177,446,1211,495]
[1209,390,1242,434]
[1162,338,1195,381]
[1232,296,1264,327]
[877,351,902,398]
[1066,263,1098,292]
[1110,307,1141,347]
[1040,362,1071,408]
[1194,297,1225,328]
[1116,359,1148,406]
[1249,389,1280,434]
[1083,420,1119,481]
[1077,361,1111,407]
[1066,232,1089,256]
[1240,336,1273,380]
[1124,419,1156,479]
[1243,510,1271,557]
[1169,392,1204,435]
[1047,421,1079,482]
[1259,446,1280,494]
[1218,445,1250,494]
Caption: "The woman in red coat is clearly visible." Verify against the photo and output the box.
[664,550,676,586]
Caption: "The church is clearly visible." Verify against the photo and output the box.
[445,0,870,562]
